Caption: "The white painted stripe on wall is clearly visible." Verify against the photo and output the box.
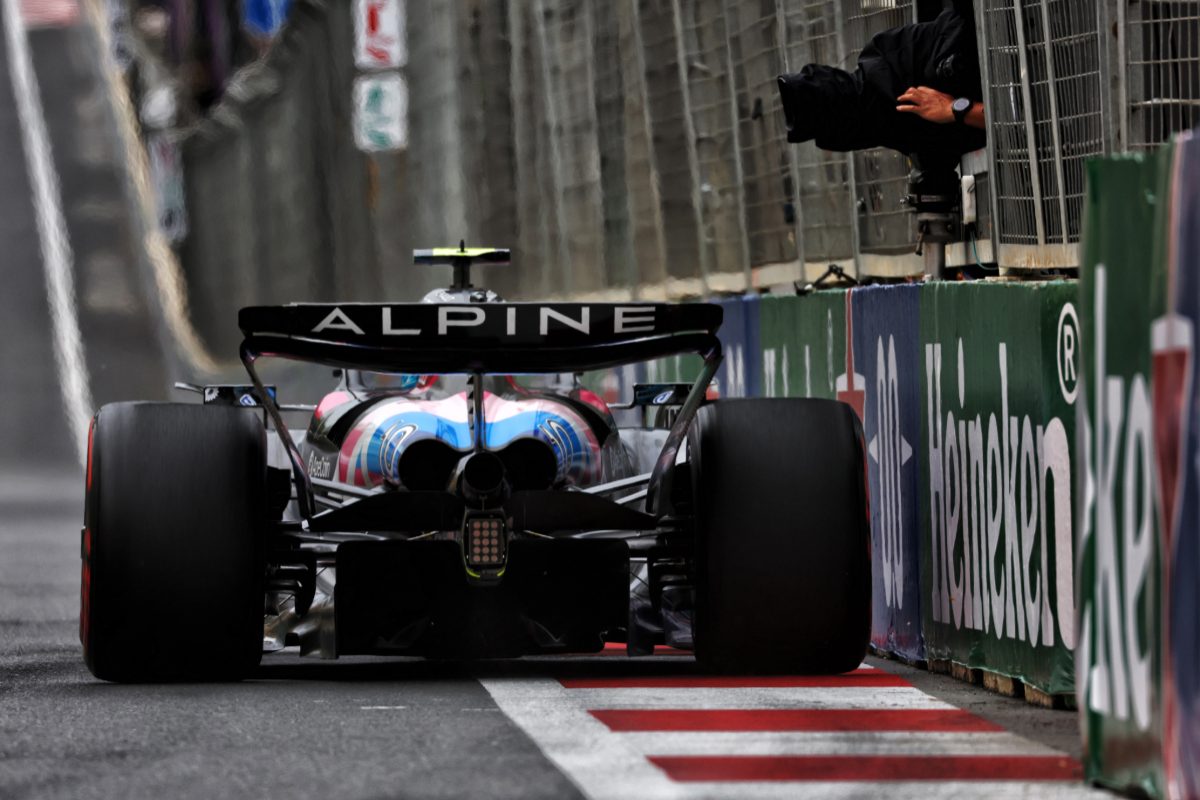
[3,0,93,464]
[612,730,1060,758]
[563,686,952,711]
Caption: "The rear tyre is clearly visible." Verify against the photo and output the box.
[82,402,267,682]
[688,398,870,674]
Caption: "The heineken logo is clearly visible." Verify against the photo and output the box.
[924,338,1075,650]
[1079,266,1155,731]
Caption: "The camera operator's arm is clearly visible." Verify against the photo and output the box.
[897,86,985,129]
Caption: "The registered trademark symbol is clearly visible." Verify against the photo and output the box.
[1057,303,1079,404]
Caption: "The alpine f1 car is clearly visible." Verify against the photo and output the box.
[80,247,870,681]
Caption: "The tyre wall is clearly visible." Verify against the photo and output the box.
[1077,137,1200,799]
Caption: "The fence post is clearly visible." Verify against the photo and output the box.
[773,0,807,284]
[624,0,670,293]
[1036,0,1071,243]
[545,0,608,295]
[590,0,636,294]
[531,0,574,297]
[1011,0,1048,246]
[1096,0,1125,153]
[668,0,712,294]
[834,3,863,278]
[717,1,754,289]
[973,0,1002,265]
[1115,0,1129,153]
[840,2,919,269]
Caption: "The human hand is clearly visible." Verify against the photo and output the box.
[897,86,955,124]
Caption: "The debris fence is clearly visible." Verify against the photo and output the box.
[177,0,1200,306]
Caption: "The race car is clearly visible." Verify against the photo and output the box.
[80,247,870,681]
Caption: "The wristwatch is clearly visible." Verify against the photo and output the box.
[952,97,973,125]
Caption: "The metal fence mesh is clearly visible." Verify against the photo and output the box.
[617,0,670,290]
[637,0,704,281]
[544,0,607,294]
[458,0,520,299]
[781,1,856,264]
[1126,0,1200,150]
[983,0,1103,246]
[591,0,637,290]
[983,1,1039,245]
[845,0,915,254]
[727,0,799,267]
[1044,0,1104,240]
[509,0,557,297]
[384,0,1200,294]
[679,0,748,277]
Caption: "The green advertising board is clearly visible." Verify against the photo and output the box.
[918,281,1079,694]
[1077,152,1171,796]
[758,292,846,400]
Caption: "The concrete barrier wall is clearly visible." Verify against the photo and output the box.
[760,288,927,663]
[604,278,1083,682]
[760,282,1080,681]
[1077,151,1166,799]
[1078,135,1200,799]
[919,281,1077,692]
[760,291,846,403]
[852,285,925,664]
[1164,137,1200,800]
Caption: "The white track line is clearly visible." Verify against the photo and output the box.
[480,675,1109,800]
[611,730,1060,757]
[561,686,951,710]
[3,0,93,464]
[480,676,687,800]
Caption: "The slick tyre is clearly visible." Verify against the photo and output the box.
[689,398,870,674]
[82,402,267,682]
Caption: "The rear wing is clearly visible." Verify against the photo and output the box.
[238,302,723,373]
[237,301,724,521]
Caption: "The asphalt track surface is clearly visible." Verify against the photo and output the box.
[2,485,1110,800]
[0,8,1117,800]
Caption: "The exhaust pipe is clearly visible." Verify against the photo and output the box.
[457,451,507,508]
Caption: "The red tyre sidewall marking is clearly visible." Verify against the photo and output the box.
[80,415,95,649]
